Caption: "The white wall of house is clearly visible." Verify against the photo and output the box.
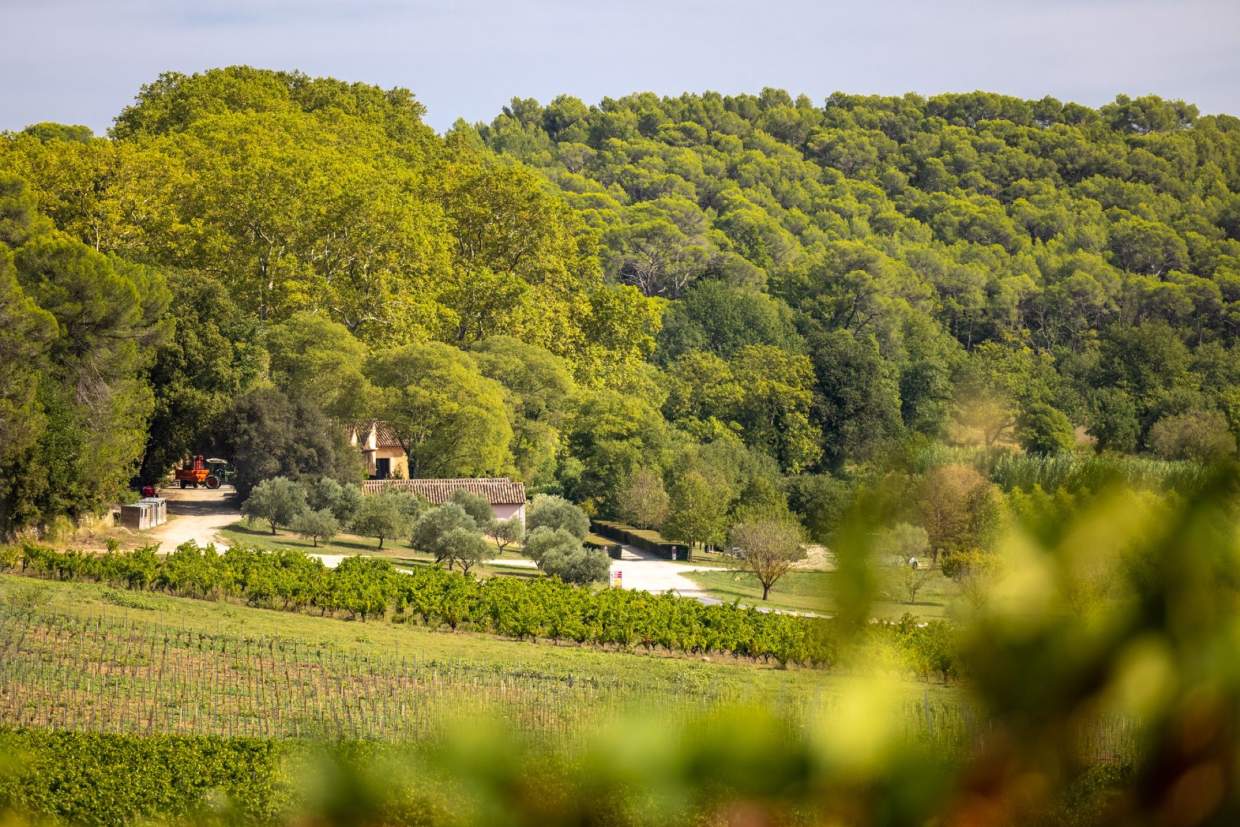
[492,503,525,526]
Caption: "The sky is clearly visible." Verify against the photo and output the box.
[2,0,1239,135]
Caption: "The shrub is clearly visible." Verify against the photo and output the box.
[525,526,610,585]
[542,545,611,585]
[1148,409,1237,462]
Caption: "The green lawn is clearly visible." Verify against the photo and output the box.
[689,568,963,619]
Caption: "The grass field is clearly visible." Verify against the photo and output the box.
[688,568,963,619]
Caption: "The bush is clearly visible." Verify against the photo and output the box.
[1148,409,1237,462]
[525,526,609,585]
[542,544,611,585]
[526,494,590,539]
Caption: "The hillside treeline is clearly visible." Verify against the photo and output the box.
[1,68,1238,538]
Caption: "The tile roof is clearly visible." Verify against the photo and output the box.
[372,422,402,449]
[361,478,526,505]
[348,421,404,450]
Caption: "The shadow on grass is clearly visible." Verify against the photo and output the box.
[223,522,390,553]
[395,557,543,580]
[700,583,831,612]
[224,523,544,581]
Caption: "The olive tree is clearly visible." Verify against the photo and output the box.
[350,491,414,549]
[440,526,490,575]
[489,517,525,555]
[306,477,363,524]
[293,508,339,548]
[241,477,308,535]
[412,503,479,565]
[525,526,609,584]
[451,488,494,526]
[526,494,590,539]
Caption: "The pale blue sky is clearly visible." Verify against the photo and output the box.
[2,0,1239,134]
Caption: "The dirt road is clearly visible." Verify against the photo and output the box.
[146,486,240,551]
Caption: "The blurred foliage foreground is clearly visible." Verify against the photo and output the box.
[2,466,1239,827]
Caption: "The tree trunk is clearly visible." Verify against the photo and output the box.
[762,582,771,600]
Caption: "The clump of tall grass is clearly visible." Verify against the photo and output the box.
[912,443,1207,493]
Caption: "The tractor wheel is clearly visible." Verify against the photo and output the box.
[179,480,188,489]
[205,475,220,490]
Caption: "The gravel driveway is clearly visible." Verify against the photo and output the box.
[146,486,240,551]
[608,545,721,604]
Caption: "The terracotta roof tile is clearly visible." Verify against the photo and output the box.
[361,478,526,506]
[372,422,402,448]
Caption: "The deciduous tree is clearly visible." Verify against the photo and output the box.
[727,517,806,600]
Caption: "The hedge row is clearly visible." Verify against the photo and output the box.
[591,521,688,560]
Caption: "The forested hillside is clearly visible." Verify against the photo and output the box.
[1,68,1238,539]
[475,90,1240,468]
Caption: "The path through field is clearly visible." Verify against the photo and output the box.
[146,485,240,551]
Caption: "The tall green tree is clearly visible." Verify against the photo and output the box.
[367,342,513,478]
[139,272,263,483]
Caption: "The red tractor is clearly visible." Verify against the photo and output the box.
[174,455,221,489]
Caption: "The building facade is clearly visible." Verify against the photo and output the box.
[348,422,409,480]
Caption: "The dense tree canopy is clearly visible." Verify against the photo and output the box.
[2,68,1239,538]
